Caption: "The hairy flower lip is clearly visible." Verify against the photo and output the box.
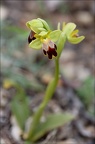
[43,46,57,59]
[42,40,57,59]
[47,46,57,59]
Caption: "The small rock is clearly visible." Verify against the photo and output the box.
[61,62,90,81]
[61,62,76,79]
[76,120,95,138]
[48,100,62,113]
[44,0,63,12]
[60,49,76,62]
[76,65,90,81]
[0,6,8,21]
[11,116,21,141]
[75,11,93,26]
[41,73,53,84]
[0,138,6,144]
[85,125,95,138]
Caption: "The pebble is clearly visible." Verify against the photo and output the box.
[0,139,6,144]
[0,6,9,21]
[11,116,21,141]
[61,62,76,79]
[75,11,93,26]
[76,65,90,81]
[60,49,76,62]
[45,1,63,12]
[41,73,53,84]
[61,63,90,81]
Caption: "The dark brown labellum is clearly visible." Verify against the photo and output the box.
[43,44,57,59]
[47,46,57,59]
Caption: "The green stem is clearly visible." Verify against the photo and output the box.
[27,59,59,140]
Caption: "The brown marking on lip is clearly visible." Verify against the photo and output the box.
[46,44,57,59]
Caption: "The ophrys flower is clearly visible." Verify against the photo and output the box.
[26,18,61,59]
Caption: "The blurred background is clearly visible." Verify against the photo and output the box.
[0,0,95,144]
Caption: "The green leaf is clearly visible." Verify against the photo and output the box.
[29,38,42,49]
[48,30,61,42]
[31,113,74,141]
[11,86,30,130]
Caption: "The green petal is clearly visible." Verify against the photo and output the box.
[29,38,42,49]
[38,18,50,31]
[48,30,61,42]
[63,23,76,36]
[68,36,85,44]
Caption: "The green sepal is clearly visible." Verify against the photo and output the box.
[29,38,42,49]
[48,30,61,42]
[38,18,50,31]
[26,19,44,34]
[68,36,85,44]
[38,28,47,32]
[63,23,76,36]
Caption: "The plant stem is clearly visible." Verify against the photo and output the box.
[27,59,59,140]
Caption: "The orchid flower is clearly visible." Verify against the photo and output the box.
[26,18,61,59]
